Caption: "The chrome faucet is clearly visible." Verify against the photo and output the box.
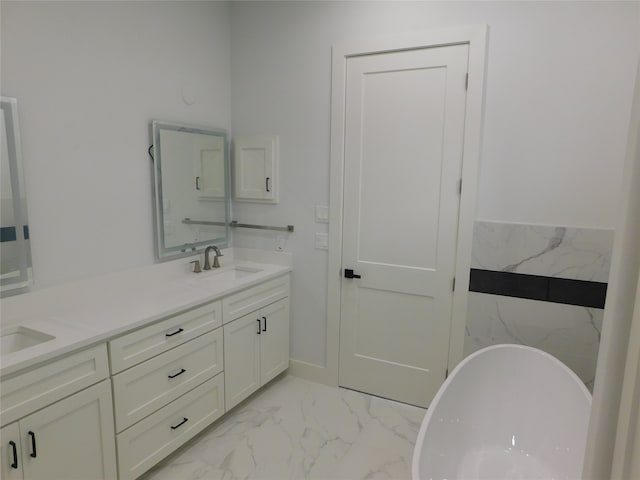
[204,245,223,270]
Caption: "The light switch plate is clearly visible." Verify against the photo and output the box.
[315,233,328,250]
[315,205,329,223]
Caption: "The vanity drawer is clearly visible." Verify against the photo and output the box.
[116,373,225,480]
[222,274,290,324]
[112,328,223,432]
[109,300,221,373]
[0,344,109,427]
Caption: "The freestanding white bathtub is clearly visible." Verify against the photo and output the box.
[412,344,592,480]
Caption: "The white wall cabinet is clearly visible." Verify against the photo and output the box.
[1,380,117,480]
[233,135,279,203]
[224,297,290,410]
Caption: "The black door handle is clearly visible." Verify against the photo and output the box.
[28,431,36,458]
[262,316,267,332]
[9,440,18,468]
[257,318,261,334]
[344,269,361,279]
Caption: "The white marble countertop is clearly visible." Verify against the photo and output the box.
[0,248,292,378]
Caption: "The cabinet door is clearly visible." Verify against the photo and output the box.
[20,380,116,480]
[223,314,261,411]
[194,133,226,199]
[260,298,290,385]
[1,422,22,480]
[233,135,278,203]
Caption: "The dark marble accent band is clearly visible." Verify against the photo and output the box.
[0,226,17,242]
[0,225,29,242]
[469,268,608,309]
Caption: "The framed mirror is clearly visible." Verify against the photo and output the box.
[1,97,32,294]
[151,121,230,260]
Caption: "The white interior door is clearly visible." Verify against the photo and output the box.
[338,44,469,408]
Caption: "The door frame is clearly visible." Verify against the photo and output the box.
[326,26,489,386]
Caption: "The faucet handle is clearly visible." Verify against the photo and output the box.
[190,260,202,273]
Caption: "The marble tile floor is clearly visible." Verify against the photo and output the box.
[140,374,426,480]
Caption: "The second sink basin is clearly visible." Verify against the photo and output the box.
[222,266,263,280]
[191,265,263,286]
[1,326,55,356]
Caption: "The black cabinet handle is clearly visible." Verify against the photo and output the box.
[344,269,361,279]
[262,316,267,332]
[195,176,201,190]
[266,177,271,192]
[168,368,186,379]
[165,327,184,337]
[170,417,188,430]
[28,431,36,458]
[9,441,18,468]
[257,318,261,334]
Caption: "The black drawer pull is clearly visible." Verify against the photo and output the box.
[257,318,261,334]
[9,441,18,468]
[262,316,267,332]
[168,368,186,379]
[28,431,36,458]
[170,417,188,430]
[165,328,184,337]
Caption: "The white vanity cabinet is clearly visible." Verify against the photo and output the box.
[1,265,292,480]
[0,346,116,480]
[109,300,225,480]
[223,276,290,410]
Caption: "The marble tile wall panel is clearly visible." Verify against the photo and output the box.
[472,221,614,282]
[464,292,603,390]
[466,221,612,390]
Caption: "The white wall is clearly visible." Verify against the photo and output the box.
[1,1,231,288]
[2,1,638,371]
[229,1,640,367]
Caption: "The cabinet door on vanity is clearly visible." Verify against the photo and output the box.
[1,422,22,480]
[260,298,290,385]
[19,380,116,480]
[223,313,261,411]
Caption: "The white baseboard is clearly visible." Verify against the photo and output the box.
[288,359,334,386]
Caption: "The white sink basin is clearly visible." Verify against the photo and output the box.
[219,266,263,280]
[190,266,263,286]
[1,326,55,356]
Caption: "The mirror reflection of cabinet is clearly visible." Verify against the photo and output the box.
[151,121,230,260]
[193,134,225,199]
[233,135,279,204]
